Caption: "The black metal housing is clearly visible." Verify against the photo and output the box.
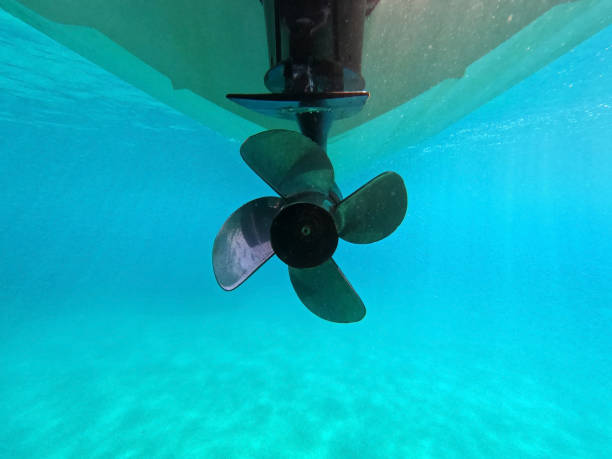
[261,0,370,94]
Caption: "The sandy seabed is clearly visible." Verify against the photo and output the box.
[1,300,609,459]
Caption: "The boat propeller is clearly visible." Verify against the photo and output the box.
[213,0,407,322]
[212,129,407,323]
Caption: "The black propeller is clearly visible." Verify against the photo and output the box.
[213,129,407,323]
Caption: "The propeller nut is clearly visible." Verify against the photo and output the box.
[270,202,338,268]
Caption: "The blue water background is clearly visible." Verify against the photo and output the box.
[1,10,611,458]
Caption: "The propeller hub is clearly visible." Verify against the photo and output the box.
[270,202,338,268]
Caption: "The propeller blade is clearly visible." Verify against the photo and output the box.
[334,172,407,244]
[240,130,335,198]
[213,197,282,290]
[289,259,365,323]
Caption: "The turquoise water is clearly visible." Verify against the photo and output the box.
[1,9,611,458]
